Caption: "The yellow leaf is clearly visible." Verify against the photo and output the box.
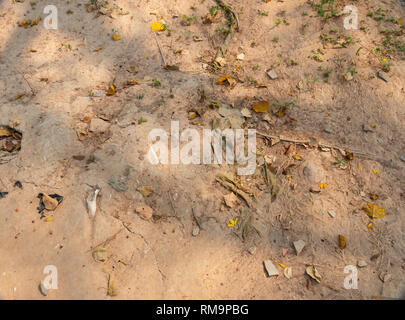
[93,46,103,52]
[339,235,346,249]
[218,74,230,85]
[227,218,238,227]
[363,203,386,219]
[252,101,270,113]
[397,18,402,25]
[293,154,303,161]
[44,217,54,222]
[118,259,127,265]
[275,106,286,118]
[112,34,121,41]
[152,21,165,32]
[126,79,141,85]
[279,263,286,268]
[106,84,116,95]
[373,169,378,175]
[319,183,326,189]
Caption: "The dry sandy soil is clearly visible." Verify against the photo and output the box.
[0,0,404,299]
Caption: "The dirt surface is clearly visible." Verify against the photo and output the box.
[0,0,404,300]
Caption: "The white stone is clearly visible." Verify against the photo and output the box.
[267,70,278,80]
[237,53,245,60]
[264,260,279,277]
[357,260,368,268]
[293,240,305,256]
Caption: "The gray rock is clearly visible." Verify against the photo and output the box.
[324,128,332,134]
[263,260,279,277]
[293,240,306,256]
[267,70,278,80]
[358,260,368,268]
[377,71,389,82]
[400,156,405,163]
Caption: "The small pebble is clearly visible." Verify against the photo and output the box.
[293,240,305,256]
[237,53,245,60]
[248,246,257,255]
[362,124,374,132]
[400,155,405,163]
[192,226,200,237]
[357,260,368,268]
[267,70,278,80]
[39,282,49,296]
[324,128,332,134]
[377,71,389,82]
[328,210,336,218]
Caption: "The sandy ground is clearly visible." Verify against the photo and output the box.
[0,0,404,299]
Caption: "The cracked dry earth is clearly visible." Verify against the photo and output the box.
[0,0,405,299]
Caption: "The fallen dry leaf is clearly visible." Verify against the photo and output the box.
[306,265,322,283]
[363,203,386,219]
[339,235,347,249]
[126,79,141,86]
[252,101,269,113]
[106,84,116,95]
[217,75,236,88]
[137,185,153,197]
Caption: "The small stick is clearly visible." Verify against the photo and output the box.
[256,131,399,168]
[154,33,167,67]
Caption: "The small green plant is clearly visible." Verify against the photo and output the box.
[181,15,197,26]
[274,19,281,26]
[138,93,145,99]
[346,69,356,76]
[257,9,269,16]
[313,54,323,62]
[66,9,73,14]
[273,35,279,42]
[152,79,161,87]
[382,61,392,72]
[323,70,332,78]
[216,28,230,37]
